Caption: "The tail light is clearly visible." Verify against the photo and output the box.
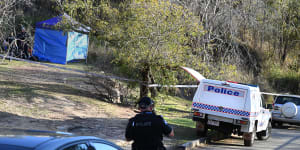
[236,120,249,125]
[193,111,205,118]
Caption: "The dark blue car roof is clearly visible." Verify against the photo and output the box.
[0,129,122,150]
[0,136,55,149]
[0,129,73,149]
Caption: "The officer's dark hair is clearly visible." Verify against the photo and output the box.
[138,96,154,109]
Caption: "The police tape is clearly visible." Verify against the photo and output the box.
[0,55,290,95]
[260,92,281,96]
[147,84,198,88]
[8,55,283,91]
[0,54,202,88]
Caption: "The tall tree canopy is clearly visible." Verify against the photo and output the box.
[61,0,205,97]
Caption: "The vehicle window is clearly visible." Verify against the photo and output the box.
[63,143,89,150]
[276,96,300,105]
[90,142,118,150]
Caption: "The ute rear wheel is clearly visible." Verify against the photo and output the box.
[244,126,256,146]
[196,121,207,137]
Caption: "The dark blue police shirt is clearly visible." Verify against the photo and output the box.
[125,111,172,149]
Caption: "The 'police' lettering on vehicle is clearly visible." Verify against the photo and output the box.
[205,85,244,97]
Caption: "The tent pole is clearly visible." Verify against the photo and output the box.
[86,35,89,64]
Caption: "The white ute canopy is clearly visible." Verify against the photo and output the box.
[192,79,258,120]
[181,67,260,120]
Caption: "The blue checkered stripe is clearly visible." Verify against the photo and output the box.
[192,102,250,117]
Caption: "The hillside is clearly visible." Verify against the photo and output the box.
[1,0,299,96]
[0,60,197,149]
[0,60,135,148]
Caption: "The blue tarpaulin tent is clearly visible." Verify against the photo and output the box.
[33,14,89,64]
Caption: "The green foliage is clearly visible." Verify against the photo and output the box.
[265,0,300,63]
[266,65,300,94]
[63,0,205,87]
[113,0,205,85]
[61,0,300,95]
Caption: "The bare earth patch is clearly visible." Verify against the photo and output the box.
[0,62,143,149]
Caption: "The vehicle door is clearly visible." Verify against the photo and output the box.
[256,93,270,132]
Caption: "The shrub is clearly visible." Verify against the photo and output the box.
[267,66,300,94]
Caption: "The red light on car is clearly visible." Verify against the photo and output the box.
[193,111,204,118]
[194,112,200,116]
[240,120,248,125]
[237,120,248,125]
[227,81,239,84]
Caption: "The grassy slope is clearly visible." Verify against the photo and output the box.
[154,94,198,144]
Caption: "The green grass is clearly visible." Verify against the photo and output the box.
[152,94,198,143]
[0,59,89,71]
[166,118,195,129]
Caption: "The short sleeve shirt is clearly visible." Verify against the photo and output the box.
[125,111,172,149]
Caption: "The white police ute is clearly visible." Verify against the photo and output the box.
[191,79,271,146]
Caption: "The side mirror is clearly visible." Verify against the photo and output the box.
[87,146,96,150]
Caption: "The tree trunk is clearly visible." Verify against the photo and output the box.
[139,66,150,98]
[149,73,157,98]
[280,39,289,65]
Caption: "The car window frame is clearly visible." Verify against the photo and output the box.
[275,96,300,105]
[56,140,90,150]
[88,140,122,150]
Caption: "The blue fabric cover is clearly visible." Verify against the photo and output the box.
[35,14,90,32]
[33,28,68,64]
[35,16,62,30]
[33,15,89,65]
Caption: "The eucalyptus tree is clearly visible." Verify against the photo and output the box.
[266,0,300,64]
[60,0,205,98]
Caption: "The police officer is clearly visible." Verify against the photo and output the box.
[125,97,174,150]
[17,26,30,58]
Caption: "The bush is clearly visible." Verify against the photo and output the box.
[267,67,300,94]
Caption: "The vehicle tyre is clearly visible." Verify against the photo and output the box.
[196,121,207,137]
[243,126,256,146]
[281,102,297,118]
[272,121,282,128]
[257,121,272,140]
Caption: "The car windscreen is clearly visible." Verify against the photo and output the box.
[275,96,300,105]
[0,145,32,150]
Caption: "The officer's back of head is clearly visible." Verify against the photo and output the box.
[138,96,154,112]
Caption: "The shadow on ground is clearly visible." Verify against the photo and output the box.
[0,111,128,140]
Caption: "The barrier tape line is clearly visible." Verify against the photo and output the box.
[0,55,199,88]
[147,84,198,88]
[2,55,283,93]
[260,92,281,96]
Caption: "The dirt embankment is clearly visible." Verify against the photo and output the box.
[0,62,142,149]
